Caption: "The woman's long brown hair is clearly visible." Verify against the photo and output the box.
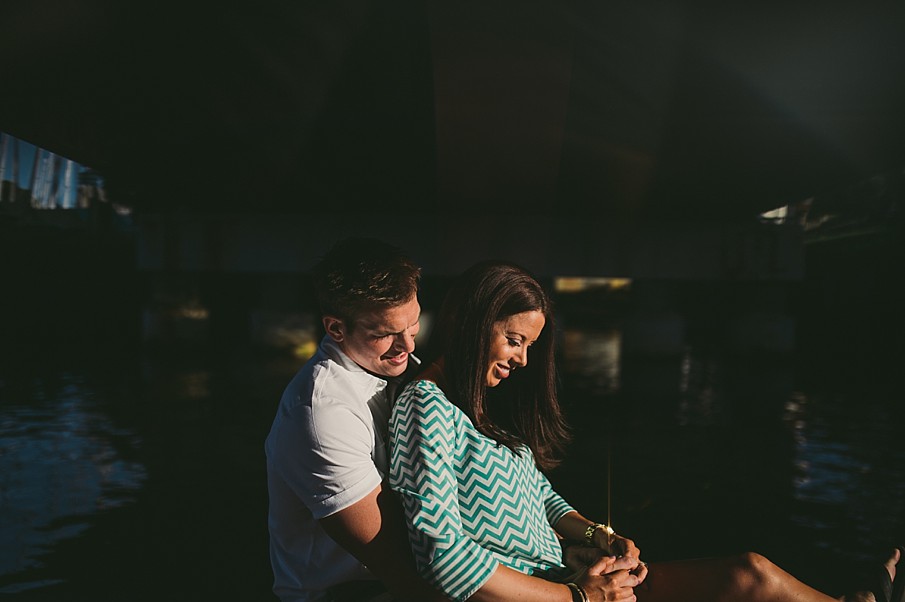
[432,260,570,470]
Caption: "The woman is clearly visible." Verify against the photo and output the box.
[388,260,903,602]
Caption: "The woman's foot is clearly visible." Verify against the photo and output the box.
[892,546,905,602]
[844,548,901,602]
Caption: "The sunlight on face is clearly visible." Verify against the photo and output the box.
[485,310,545,387]
[337,296,421,378]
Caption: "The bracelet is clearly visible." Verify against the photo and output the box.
[566,582,590,602]
[584,522,615,546]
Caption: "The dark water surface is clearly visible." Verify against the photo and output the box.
[1,303,903,600]
[555,335,905,597]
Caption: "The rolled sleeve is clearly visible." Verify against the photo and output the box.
[537,470,575,527]
[271,397,382,520]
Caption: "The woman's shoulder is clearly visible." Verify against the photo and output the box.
[394,379,463,435]
[398,379,464,417]
[399,378,449,404]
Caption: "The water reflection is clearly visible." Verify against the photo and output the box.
[785,390,905,559]
[676,348,721,426]
[559,329,621,395]
[555,328,905,593]
[0,372,146,591]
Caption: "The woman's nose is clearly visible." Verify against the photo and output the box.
[513,347,528,367]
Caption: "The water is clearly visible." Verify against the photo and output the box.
[0,300,903,599]
[0,349,291,600]
[0,372,146,583]
[554,326,905,596]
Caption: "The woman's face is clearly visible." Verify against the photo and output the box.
[485,310,545,387]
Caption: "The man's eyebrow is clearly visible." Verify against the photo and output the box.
[368,317,420,335]
[355,320,384,332]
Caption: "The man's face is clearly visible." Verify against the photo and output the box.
[325,296,421,378]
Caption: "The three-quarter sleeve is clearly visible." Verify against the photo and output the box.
[535,469,575,528]
[389,383,499,601]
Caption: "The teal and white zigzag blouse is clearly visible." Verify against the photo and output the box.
[389,379,574,601]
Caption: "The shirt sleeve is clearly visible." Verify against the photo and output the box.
[269,394,382,520]
[536,469,575,528]
[389,384,499,602]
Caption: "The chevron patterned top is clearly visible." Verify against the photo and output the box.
[389,379,575,601]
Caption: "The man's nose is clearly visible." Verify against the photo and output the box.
[394,332,416,353]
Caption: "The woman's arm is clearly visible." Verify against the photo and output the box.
[555,511,642,560]
[555,511,648,588]
[530,463,642,566]
[468,564,572,602]
[470,555,642,602]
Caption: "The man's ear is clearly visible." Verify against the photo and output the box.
[323,316,344,343]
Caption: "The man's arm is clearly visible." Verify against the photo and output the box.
[319,481,449,602]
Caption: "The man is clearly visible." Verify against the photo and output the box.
[265,237,442,601]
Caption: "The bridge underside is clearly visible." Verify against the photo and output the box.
[1,1,903,221]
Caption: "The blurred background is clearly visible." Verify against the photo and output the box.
[1,1,904,599]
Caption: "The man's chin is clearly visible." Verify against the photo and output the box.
[381,360,408,378]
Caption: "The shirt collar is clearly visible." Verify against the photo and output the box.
[320,335,365,372]
[318,335,420,396]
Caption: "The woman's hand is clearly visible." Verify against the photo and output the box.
[591,530,648,584]
[575,555,642,602]
[593,530,639,558]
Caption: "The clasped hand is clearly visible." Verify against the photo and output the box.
[564,534,648,602]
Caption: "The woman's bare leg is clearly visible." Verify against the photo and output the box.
[635,549,900,602]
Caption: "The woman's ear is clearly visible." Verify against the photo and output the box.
[322,316,344,343]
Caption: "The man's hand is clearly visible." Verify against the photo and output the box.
[563,544,612,573]
[591,530,640,559]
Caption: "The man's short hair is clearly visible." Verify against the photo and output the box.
[311,237,421,324]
